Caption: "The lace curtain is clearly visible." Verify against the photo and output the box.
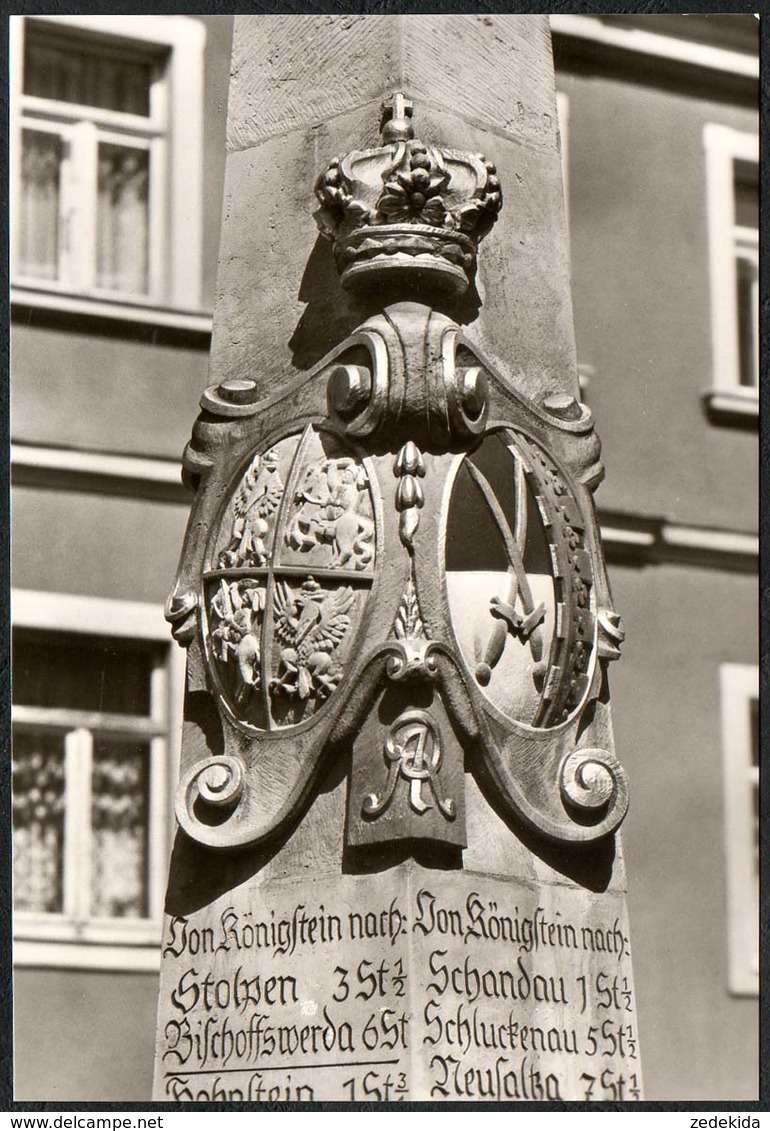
[13,732,65,913]
[13,733,150,919]
[91,739,149,919]
[96,143,150,295]
[18,129,61,281]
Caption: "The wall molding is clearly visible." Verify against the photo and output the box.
[600,510,758,573]
[704,388,759,426]
[11,288,213,351]
[12,587,171,640]
[550,15,758,80]
[14,939,161,973]
[11,286,213,333]
[12,442,189,503]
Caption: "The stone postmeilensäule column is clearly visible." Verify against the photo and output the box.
[154,16,642,1103]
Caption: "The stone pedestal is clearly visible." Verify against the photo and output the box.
[154,15,642,1103]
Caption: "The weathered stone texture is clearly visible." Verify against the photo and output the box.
[227,16,556,153]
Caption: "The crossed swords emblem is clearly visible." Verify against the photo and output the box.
[465,457,547,687]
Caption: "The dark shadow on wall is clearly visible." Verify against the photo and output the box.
[289,234,484,372]
[164,742,350,918]
[288,236,364,371]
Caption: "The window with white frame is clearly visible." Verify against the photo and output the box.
[12,591,183,970]
[720,663,759,996]
[10,16,205,312]
[703,124,759,417]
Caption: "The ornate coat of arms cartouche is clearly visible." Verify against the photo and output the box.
[166,95,628,853]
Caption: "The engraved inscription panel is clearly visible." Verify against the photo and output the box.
[154,869,641,1102]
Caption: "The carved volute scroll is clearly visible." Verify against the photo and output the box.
[167,95,627,852]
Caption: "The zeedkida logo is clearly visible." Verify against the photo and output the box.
[691,1119,760,1128]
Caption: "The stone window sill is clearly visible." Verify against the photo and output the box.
[15,912,161,971]
[14,937,161,972]
[703,387,758,426]
[11,285,213,337]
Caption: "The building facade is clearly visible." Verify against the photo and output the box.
[10,14,759,1102]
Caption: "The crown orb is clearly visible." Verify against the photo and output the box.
[380,91,415,143]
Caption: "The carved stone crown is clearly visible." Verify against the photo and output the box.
[315,93,502,294]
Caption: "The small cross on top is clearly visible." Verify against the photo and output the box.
[381,91,415,143]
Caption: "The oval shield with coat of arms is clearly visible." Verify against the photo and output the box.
[202,425,376,732]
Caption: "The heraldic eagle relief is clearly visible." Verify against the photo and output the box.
[155,47,642,1103]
